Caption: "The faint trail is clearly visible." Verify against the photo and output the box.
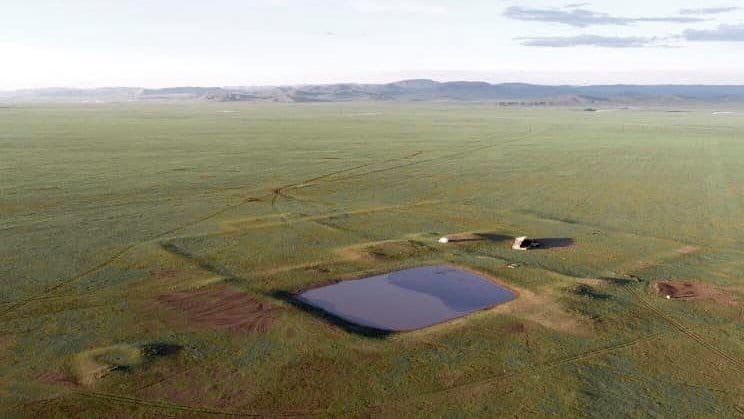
[323,132,538,186]
[76,391,319,417]
[8,200,442,305]
[0,149,429,318]
[269,149,425,212]
[622,286,744,372]
[0,195,267,317]
[74,331,673,417]
[359,330,675,415]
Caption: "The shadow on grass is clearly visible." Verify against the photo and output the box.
[141,343,183,359]
[532,238,575,250]
[599,277,640,287]
[572,284,611,300]
[448,233,513,243]
[160,242,235,278]
[271,291,393,339]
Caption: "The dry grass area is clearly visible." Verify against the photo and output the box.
[36,370,79,388]
[489,285,583,334]
[71,345,143,386]
[335,240,437,262]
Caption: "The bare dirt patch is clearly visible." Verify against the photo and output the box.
[36,370,79,388]
[489,286,582,334]
[676,246,701,255]
[157,287,280,333]
[71,343,181,386]
[653,281,737,305]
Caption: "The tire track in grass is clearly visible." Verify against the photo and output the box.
[320,132,538,187]
[0,195,268,317]
[268,150,424,212]
[76,391,319,417]
[362,330,676,415]
[1,150,429,318]
[622,286,744,372]
[72,332,674,417]
[0,159,406,318]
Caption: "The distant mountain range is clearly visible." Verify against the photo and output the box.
[3,80,744,104]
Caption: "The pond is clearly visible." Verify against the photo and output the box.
[297,264,516,332]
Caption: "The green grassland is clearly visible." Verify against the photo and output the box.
[1,103,743,416]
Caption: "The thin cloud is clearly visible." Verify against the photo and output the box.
[504,6,705,27]
[679,7,740,15]
[518,35,658,48]
[684,24,744,41]
[352,1,447,16]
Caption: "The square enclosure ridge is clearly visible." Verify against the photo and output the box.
[297,265,516,332]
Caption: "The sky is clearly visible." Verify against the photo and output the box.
[2,0,744,89]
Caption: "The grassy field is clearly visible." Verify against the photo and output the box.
[1,103,743,416]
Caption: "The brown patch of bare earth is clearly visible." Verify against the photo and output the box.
[157,287,280,333]
[36,370,79,388]
[489,287,582,334]
[676,246,701,255]
[653,281,738,305]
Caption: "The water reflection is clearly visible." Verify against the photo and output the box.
[297,265,515,332]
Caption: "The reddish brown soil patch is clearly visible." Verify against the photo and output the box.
[653,281,737,305]
[656,282,697,299]
[36,370,79,388]
[157,287,280,333]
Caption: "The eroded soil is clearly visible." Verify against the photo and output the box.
[157,287,280,333]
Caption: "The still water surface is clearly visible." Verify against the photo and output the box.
[297,265,516,331]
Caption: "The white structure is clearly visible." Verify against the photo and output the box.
[438,237,449,244]
[513,236,539,250]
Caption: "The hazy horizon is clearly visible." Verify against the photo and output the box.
[3,0,744,89]
[9,74,744,91]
